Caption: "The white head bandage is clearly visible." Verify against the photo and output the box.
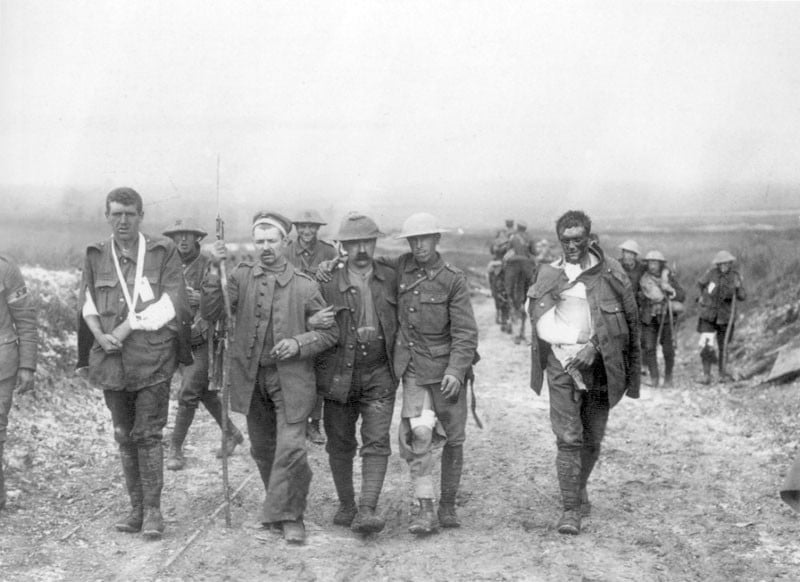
[252,217,287,238]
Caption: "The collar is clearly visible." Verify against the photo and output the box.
[295,239,316,254]
[253,260,294,286]
[337,260,384,292]
[403,253,444,277]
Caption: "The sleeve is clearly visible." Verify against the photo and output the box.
[159,244,193,365]
[294,282,339,358]
[200,264,240,323]
[444,274,479,383]
[77,252,96,369]
[670,274,686,303]
[4,260,37,371]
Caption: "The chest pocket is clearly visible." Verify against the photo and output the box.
[93,276,121,316]
[599,301,627,337]
[418,293,449,334]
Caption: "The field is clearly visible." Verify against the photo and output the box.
[1,214,799,581]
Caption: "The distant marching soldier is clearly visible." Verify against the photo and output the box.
[77,187,193,539]
[285,209,339,445]
[503,220,536,342]
[696,250,747,383]
[162,218,243,471]
[0,255,37,510]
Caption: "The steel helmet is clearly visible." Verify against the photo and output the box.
[335,212,384,241]
[394,213,449,239]
[162,218,208,239]
[292,209,327,225]
[644,250,666,262]
[618,239,641,255]
[712,250,736,265]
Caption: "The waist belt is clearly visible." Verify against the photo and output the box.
[354,339,388,368]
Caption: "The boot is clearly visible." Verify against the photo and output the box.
[138,444,165,540]
[579,488,591,517]
[282,518,306,544]
[115,445,143,532]
[438,445,463,528]
[408,498,438,535]
[215,425,244,459]
[330,456,356,526]
[204,397,244,458]
[556,450,581,535]
[578,445,598,519]
[306,419,325,445]
[166,405,195,471]
[699,358,713,385]
[0,442,6,511]
[351,455,388,533]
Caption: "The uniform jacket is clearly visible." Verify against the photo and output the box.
[0,256,37,381]
[697,268,747,325]
[182,250,213,344]
[506,231,535,263]
[316,259,399,403]
[285,238,338,276]
[77,235,193,391]
[637,269,686,326]
[392,252,478,386]
[527,248,641,408]
[200,260,338,421]
[622,261,645,302]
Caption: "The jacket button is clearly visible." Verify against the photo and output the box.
[350,289,356,294]
[409,341,415,347]
[349,308,355,313]
[539,302,545,307]
[346,363,352,368]
[409,324,414,329]
[409,307,415,312]
[413,290,419,295]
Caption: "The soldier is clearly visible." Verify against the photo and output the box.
[315,212,398,534]
[201,211,337,544]
[286,209,339,445]
[393,213,479,535]
[696,250,746,383]
[77,187,193,539]
[618,240,644,298]
[0,255,37,510]
[527,210,640,535]
[638,250,685,387]
[162,219,243,471]
[488,222,513,331]
[503,220,536,342]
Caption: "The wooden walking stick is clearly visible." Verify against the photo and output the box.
[721,284,738,379]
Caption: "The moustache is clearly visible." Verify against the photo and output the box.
[354,253,371,261]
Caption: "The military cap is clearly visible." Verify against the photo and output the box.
[335,212,384,241]
[252,210,293,237]
[517,220,528,230]
[618,239,641,255]
[644,250,666,262]
[292,209,327,226]
[162,218,208,239]
[394,212,449,239]
[712,250,736,265]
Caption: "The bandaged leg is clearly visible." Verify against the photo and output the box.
[408,392,437,499]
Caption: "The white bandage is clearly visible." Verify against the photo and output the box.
[82,288,99,318]
[409,409,437,431]
[252,218,287,238]
[128,295,176,331]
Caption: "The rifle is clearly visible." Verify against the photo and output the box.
[213,155,234,527]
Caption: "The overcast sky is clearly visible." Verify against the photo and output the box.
[1,1,799,224]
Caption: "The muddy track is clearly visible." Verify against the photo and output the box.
[1,295,799,581]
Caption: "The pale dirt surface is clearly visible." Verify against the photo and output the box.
[1,295,799,582]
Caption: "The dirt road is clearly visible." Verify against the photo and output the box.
[1,295,799,581]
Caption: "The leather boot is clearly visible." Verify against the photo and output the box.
[330,456,356,526]
[351,455,387,533]
[408,498,438,535]
[556,450,581,535]
[700,359,712,385]
[166,405,195,471]
[115,445,143,532]
[138,444,165,540]
[205,397,244,458]
[306,419,325,445]
[438,445,463,528]
[0,442,6,511]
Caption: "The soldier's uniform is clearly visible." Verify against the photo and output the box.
[286,209,339,445]
[0,255,37,510]
[392,213,479,534]
[162,219,243,471]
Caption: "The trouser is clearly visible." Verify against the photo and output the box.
[309,395,323,423]
[641,319,675,383]
[698,319,734,374]
[489,269,510,323]
[247,365,312,523]
[325,362,396,508]
[0,375,15,443]
[104,382,171,510]
[400,368,467,499]
[176,342,238,437]
[545,351,610,510]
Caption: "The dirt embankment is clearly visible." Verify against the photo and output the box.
[1,272,799,581]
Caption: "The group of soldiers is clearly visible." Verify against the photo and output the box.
[489,220,748,387]
[0,188,755,548]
